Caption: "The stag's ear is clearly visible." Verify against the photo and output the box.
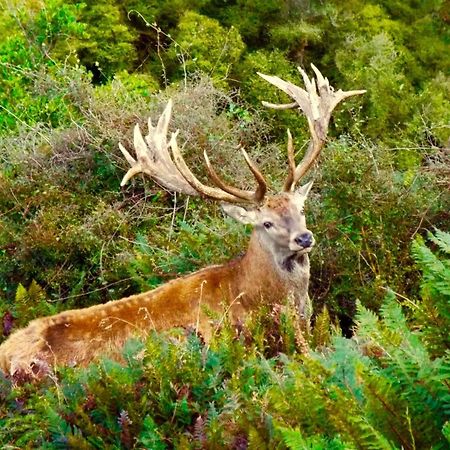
[296,180,314,198]
[221,204,258,225]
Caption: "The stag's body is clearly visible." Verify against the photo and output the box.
[0,204,310,375]
[0,65,364,379]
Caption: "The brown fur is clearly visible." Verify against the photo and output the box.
[0,193,312,379]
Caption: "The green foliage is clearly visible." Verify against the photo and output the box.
[312,306,333,349]
[121,0,209,31]
[0,0,84,132]
[129,216,247,291]
[13,280,56,328]
[236,49,306,139]
[139,415,167,449]
[411,229,450,357]
[353,294,450,448]
[29,0,85,58]
[309,135,447,315]
[0,1,448,447]
[111,70,160,98]
[406,73,450,147]
[270,20,323,53]
[2,250,449,448]
[167,11,245,88]
[0,62,148,304]
[70,0,138,80]
[328,0,449,145]
[0,140,134,306]
[2,0,448,145]
[276,425,351,450]
[213,0,281,46]
[335,32,414,140]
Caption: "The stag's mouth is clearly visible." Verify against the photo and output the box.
[281,248,312,272]
[288,243,314,253]
[298,246,313,254]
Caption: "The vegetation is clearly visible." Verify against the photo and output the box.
[0,231,449,447]
[0,0,449,447]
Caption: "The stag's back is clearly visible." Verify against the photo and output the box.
[0,262,237,376]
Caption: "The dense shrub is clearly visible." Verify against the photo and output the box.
[68,0,139,81]
[2,0,448,144]
[0,1,84,132]
[0,231,448,448]
[166,11,245,89]
[0,1,448,446]
[309,135,447,318]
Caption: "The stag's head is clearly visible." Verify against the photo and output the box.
[221,180,315,259]
[119,65,365,260]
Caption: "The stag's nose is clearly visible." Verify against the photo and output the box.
[294,232,314,249]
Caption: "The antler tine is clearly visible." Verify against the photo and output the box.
[240,149,267,202]
[261,101,298,110]
[168,132,235,202]
[283,129,296,192]
[120,100,197,195]
[169,133,266,204]
[259,65,365,191]
[203,149,267,203]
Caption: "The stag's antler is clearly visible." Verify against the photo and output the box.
[258,64,366,191]
[119,100,267,204]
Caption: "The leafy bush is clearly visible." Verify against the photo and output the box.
[0,1,84,132]
[406,73,450,148]
[69,0,138,81]
[308,134,448,319]
[166,11,245,89]
[1,231,448,448]
[2,0,448,145]
[0,2,448,446]
[411,229,450,357]
[335,32,414,140]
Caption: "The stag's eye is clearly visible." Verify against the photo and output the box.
[263,221,273,229]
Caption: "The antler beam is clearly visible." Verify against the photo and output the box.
[258,64,366,191]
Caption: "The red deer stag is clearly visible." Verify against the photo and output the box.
[0,65,365,379]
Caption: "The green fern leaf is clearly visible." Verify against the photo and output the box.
[14,283,28,304]
[277,426,307,449]
[312,306,332,349]
[138,416,167,450]
[428,229,450,254]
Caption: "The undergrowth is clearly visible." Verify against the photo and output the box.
[1,69,447,332]
[0,230,449,449]
[0,1,449,447]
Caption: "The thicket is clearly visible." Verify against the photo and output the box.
[0,0,449,447]
[0,230,449,448]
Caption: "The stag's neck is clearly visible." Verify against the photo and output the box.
[242,229,310,275]
[236,230,310,312]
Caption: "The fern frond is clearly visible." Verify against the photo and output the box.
[312,306,332,349]
[277,425,307,449]
[428,229,450,254]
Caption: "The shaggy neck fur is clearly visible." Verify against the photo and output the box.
[235,230,310,313]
